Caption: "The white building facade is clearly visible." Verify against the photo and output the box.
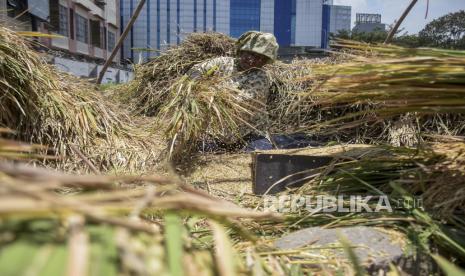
[329,5,352,35]
[322,4,352,48]
[1,0,132,83]
[120,0,351,62]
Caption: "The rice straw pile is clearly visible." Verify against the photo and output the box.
[159,76,259,159]
[0,26,160,172]
[120,32,269,160]
[305,40,465,130]
[0,139,282,275]
[260,40,465,146]
[125,32,236,116]
[265,58,390,144]
[2,25,465,274]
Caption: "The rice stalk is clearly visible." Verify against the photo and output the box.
[302,40,465,131]
[158,76,259,159]
[0,25,160,172]
[123,32,236,116]
[282,142,465,260]
[432,255,465,275]
[0,156,284,275]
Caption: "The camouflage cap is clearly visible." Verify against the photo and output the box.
[236,31,279,61]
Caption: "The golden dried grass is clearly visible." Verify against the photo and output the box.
[0,26,161,173]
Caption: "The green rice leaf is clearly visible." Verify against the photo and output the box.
[432,255,465,276]
[165,213,184,276]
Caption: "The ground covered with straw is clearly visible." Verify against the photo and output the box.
[1,26,465,275]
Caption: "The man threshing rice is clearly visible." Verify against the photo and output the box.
[188,31,278,94]
[187,31,279,140]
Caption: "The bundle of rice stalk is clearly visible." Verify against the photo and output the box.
[265,58,387,143]
[1,161,417,275]
[158,75,259,159]
[266,59,319,132]
[297,142,465,229]
[0,26,111,150]
[333,39,465,59]
[304,40,465,130]
[0,26,158,172]
[52,75,165,173]
[0,157,281,275]
[265,142,465,261]
[0,128,51,160]
[124,32,235,116]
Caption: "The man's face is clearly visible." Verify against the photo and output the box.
[238,51,270,71]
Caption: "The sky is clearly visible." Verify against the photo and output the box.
[333,0,465,34]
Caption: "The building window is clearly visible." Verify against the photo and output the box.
[193,0,197,32]
[58,5,69,36]
[76,14,89,43]
[90,20,102,48]
[167,0,170,44]
[6,0,25,18]
[230,0,261,38]
[70,8,75,39]
[157,0,160,50]
[108,31,116,52]
[291,0,296,45]
[213,0,217,31]
[203,0,207,31]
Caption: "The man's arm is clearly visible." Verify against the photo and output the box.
[186,57,233,79]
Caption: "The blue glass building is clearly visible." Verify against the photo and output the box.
[120,0,351,62]
[230,0,261,38]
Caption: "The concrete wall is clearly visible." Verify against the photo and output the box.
[101,66,134,84]
[95,65,119,84]
[119,70,134,83]
[51,37,70,50]
[54,57,95,77]
[105,0,118,26]
[53,56,133,83]
[74,4,88,21]
[75,0,104,18]
[94,47,104,59]
[76,41,90,55]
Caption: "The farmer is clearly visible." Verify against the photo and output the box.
[187,31,279,141]
[188,31,278,99]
